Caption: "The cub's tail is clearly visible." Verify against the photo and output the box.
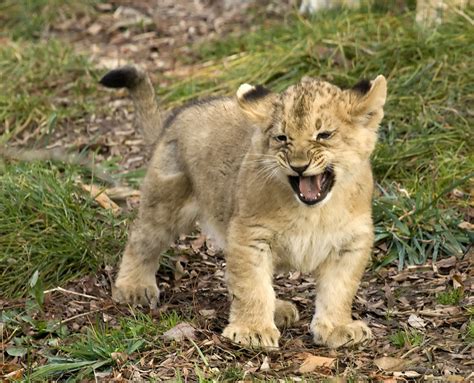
[100,66,162,143]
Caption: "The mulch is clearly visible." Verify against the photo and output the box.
[1,1,472,381]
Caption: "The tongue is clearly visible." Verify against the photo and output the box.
[299,175,322,200]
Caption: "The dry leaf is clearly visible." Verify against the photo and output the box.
[260,356,270,371]
[105,186,140,200]
[374,356,407,371]
[199,309,216,318]
[163,322,196,342]
[452,274,464,290]
[458,221,474,231]
[393,371,421,378]
[79,183,121,215]
[111,352,128,365]
[445,375,466,382]
[435,256,457,269]
[191,234,207,251]
[298,353,335,373]
[408,314,426,329]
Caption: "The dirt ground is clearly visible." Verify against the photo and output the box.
[2,1,473,381]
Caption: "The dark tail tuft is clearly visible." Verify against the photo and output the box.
[99,66,142,89]
[242,85,272,102]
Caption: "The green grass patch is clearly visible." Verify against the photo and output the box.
[389,328,425,348]
[30,310,184,380]
[0,39,100,145]
[0,0,98,40]
[0,161,127,298]
[468,319,474,341]
[436,288,463,305]
[156,8,473,267]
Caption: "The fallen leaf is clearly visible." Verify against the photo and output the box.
[260,356,270,371]
[393,371,421,378]
[435,256,457,269]
[111,352,128,365]
[298,353,335,373]
[445,375,466,382]
[105,186,140,200]
[452,275,464,290]
[163,322,196,342]
[199,309,216,318]
[3,369,24,380]
[408,314,426,329]
[79,183,121,215]
[87,22,102,35]
[191,234,207,251]
[458,221,474,231]
[6,346,27,357]
[374,356,408,371]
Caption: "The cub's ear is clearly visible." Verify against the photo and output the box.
[349,75,387,127]
[236,83,277,124]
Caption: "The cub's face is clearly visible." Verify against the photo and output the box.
[237,76,387,206]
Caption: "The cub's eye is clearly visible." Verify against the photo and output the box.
[316,131,333,141]
[274,135,288,143]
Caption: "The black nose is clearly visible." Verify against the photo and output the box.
[290,164,309,175]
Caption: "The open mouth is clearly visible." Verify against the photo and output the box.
[288,167,335,205]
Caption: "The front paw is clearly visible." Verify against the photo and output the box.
[112,278,160,309]
[312,320,371,348]
[222,323,280,348]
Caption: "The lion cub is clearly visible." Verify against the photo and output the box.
[101,67,387,348]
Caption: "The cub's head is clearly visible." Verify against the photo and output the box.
[237,76,387,206]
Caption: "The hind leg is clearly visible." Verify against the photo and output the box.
[113,150,196,307]
[274,299,299,328]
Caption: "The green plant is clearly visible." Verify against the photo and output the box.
[436,288,463,305]
[0,161,127,297]
[0,0,98,40]
[29,310,185,380]
[389,329,424,348]
[0,40,100,145]
[154,8,473,267]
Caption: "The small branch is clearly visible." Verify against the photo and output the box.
[59,309,104,325]
[43,286,99,300]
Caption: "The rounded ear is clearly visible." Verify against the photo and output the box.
[236,83,277,125]
[349,75,387,127]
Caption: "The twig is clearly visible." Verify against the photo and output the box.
[401,345,420,359]
[59,309,104,325]
[43,286,99,300]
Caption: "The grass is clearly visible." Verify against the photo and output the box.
[0,2,471,381]
[0,3,470,284]
[156,8,473,268]
[3,307,185,381]
[0,161,127,297]
[0,39,101,145]
[436,288,463,305]
[0,0,98,40]
[389,328,425,348]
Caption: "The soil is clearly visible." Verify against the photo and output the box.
[1,1,472,381]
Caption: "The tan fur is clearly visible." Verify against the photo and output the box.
[110,69,387,349]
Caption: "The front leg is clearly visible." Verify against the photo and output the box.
[222,227,279,348]
[311,236,372,348]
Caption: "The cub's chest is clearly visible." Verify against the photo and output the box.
[276,215,349,273]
